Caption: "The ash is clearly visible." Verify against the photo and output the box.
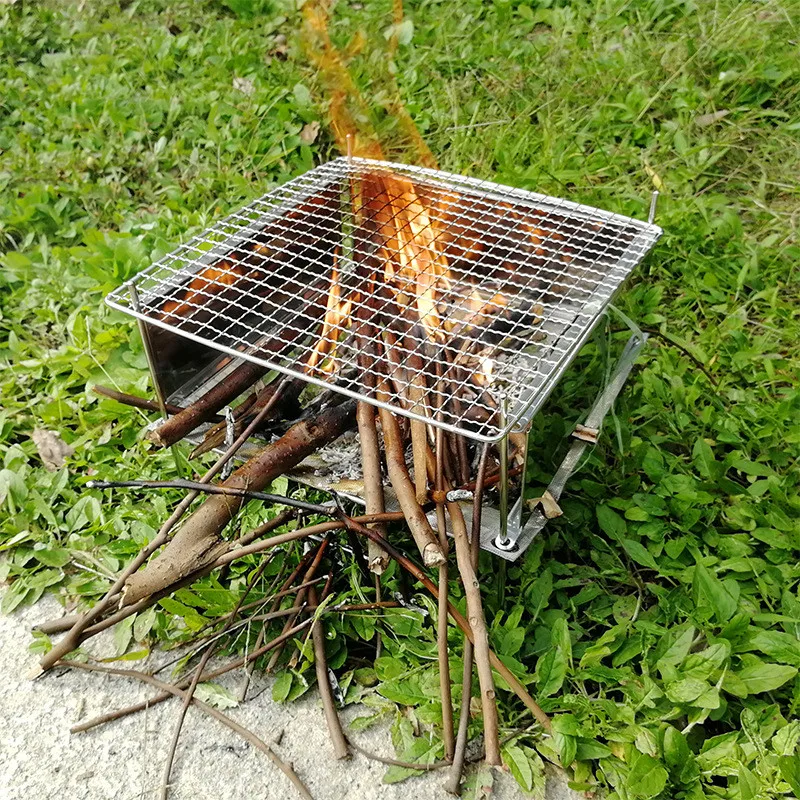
[311,430,364,481]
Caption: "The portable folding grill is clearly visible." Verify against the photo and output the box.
[106,156,662,559]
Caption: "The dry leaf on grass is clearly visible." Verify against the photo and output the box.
[299,121,321,144]
[32,429,75,471]
[232,76,255,96]
[695,109,729,127]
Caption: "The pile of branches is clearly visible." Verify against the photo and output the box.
[34,173,551,798]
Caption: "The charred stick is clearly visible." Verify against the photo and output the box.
[63,661,314,800]
[123,399,356,605]
[86,479,333,516]
[309,582,350,760]
[147,359,270,448]
[190,377,306,458]
[377,403,445,568]
[446,442,491,794]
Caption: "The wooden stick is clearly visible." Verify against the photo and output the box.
[123,399,355,605]
[435,427,455,762]
[347,736,449,771]
[147,359,269,448]
[406,351,430,505]
[448,496,500,765]
[206,511,407,572]
[446,442,490,794]
[37,385,293,674]
[309,582,350,759]
[92,385,188,417]
[62,661,314,800]
[378,404,445,567]
[48,512,295,645]
[356,402,389,574]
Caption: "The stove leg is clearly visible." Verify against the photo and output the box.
[497,430,510,548]
[129,282,169,420]
[129,282,187,476]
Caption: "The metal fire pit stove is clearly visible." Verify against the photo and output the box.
[106,156,662,560]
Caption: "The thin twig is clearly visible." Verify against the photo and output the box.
[435,427,455,762]
[69,618,314,734]
[446,442,490,794]
[37,381,291,673]
[309,581,350,759]
[159,557,272,799]
[267,541,329,673]
[62,661,314,800]
[86,479,335,516]
[347,736,449,771]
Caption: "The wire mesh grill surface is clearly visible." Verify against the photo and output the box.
[106,157,662,442]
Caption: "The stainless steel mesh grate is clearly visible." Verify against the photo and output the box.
[106,157,662,442]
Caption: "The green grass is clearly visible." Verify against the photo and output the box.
[2,0,799,797]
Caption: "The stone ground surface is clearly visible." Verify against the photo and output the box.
[0,595,584,800]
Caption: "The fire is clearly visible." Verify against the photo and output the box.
[480,357,494,386]
[306,253,353,375]
[364,173,452,341]
[303,171,520,388]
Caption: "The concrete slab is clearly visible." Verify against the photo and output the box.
[0,595,584,800]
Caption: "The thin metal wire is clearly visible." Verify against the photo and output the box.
[106,157,661,443]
